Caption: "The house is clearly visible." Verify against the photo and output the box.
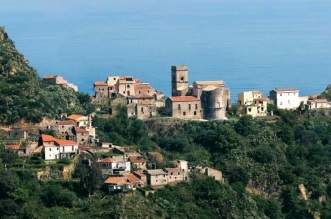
[66,114,96,139]
[201,167,224,182]
[133,171,147,185]
[5,144,26,156]
[165,96,202,119]
[40,134,78,160]
[0,128,28,140]
[164,168,183,183]
[104,176,133,193]
[97,157,131,176]
[72,127,89,145]
[306,99,331,110]
[53,120,76,135]
[237,91,267,117]
[269,88,300,110]
[129,156,147,170]
[145,169,169,187]
[93,81,110,105]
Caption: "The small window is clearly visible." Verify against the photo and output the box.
[114,78,116,80]
[194,111,196,115]
[183,112,186,116]
[49,148,51,151]
[188,104,191,110]
[180,76,184,81]
[127,85,130,88]
[195,104,198,109]
[248,108,252,112]
[178,104,181,110]
[280,102,282,105]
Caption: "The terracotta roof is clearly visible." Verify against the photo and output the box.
[5,144,21,150]
[42,134,55,142]
[67,114,84,120]
[134,84,153,90]
[94,81,108,86]
[135,79,141,83]
[74,127,87,133]
[169,96,200,102]
[97,157,116,163]
[133,171,146,178]
[55,139,77,146]
[57,120,76,126]
[129,156,145,163]
[104,176,127,185]
[155,92,164,96]
[274,88,298,92]
[124,173,141,184]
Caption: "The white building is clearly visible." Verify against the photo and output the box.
[269,88,300,110]
[41,134,78,160]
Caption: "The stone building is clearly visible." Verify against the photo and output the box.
[93,76,162,120]
[167,65,230,120]
[165,96,202,119]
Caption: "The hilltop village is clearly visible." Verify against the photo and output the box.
[1,64,331,195]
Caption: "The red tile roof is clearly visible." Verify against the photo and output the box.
[129,156,145,163]
[135,79,141,83]
[134,84,153,90]
[104,176,127,185]
[55,139,77,146]
[134,93,153,99]
[133,171,146,178]
[67,114,83,120]
[42,134,55,142]
[124,173,141,184]
[74,127,87,133]
[5,144,21,150]
[169,96,200,102]
[57,120,76,126]
[94,81,108,86]
[97,157,116,163]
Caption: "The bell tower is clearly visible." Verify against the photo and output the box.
[171,65,188,96]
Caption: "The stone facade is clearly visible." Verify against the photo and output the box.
[167,65,230,120]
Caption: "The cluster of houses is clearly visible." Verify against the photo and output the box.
[92,76,165,119]
[93,65,331,120]
[82,145,223,193]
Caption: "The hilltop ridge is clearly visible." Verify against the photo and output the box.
[0,26,93,125]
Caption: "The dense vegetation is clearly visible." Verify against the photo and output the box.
[2,25,331,218]
[0,27,94,125]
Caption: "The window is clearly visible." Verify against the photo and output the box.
[180,76,184,81]
[280,93,282,96]
[195,104,198,109]
[127,85,130,88]
[194,111,196,115]
[178,104,181,110]
[188,104,191,110]
[248,108,252,112]
[49,148,51,151]
[141,107,144,112]
[280,102,282,105]
[183,112,186,116]
[114,78,116,80]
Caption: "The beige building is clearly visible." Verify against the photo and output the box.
[166,96,202,119]
[146,169,169,187]
[305,98,331,110]
[238,90,267,117]
[43,75,78,91]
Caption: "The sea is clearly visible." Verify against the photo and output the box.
[1,0,331,102]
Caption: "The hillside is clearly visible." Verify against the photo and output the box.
[0,27,93,125]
